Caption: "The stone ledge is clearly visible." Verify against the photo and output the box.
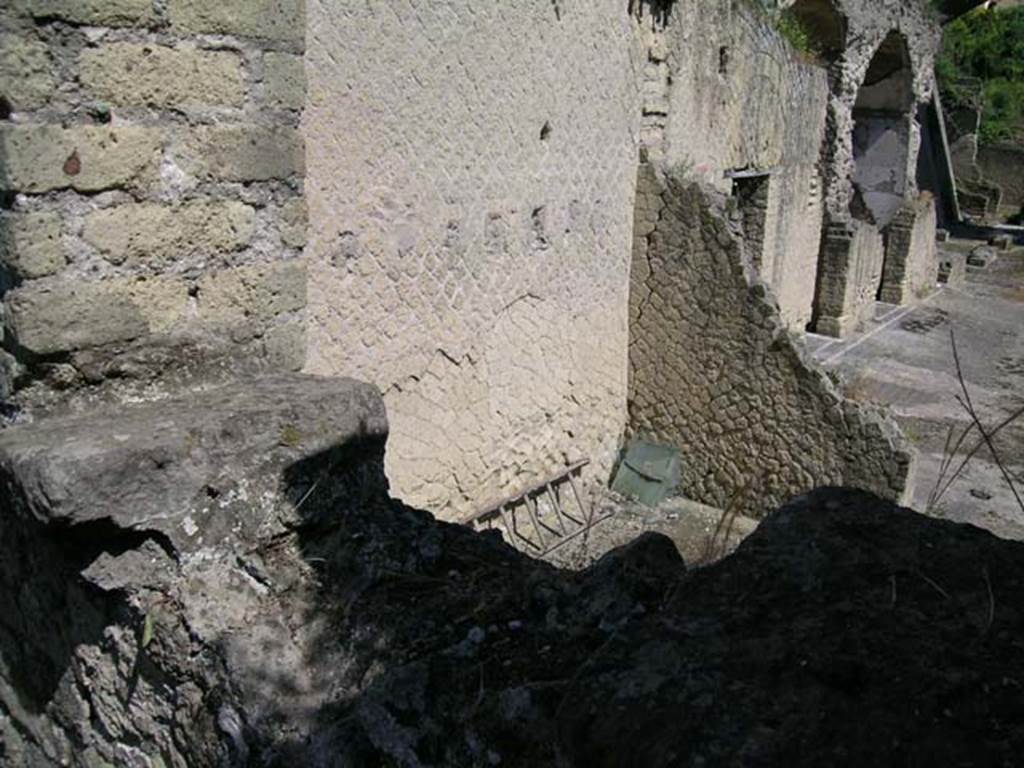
[0,374,388,551]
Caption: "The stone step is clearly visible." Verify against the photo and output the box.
[0,374,388,553]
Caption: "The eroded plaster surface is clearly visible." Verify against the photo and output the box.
[303,0,643,517]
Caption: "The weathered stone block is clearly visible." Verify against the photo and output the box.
[0,373,387,764]
[0,35,55,111]
[263,320,306,370]
[26,0,157,27]
[83,201,255,266]
[198,260,306,331]
[279,198,308,247]
[0,124,161,194]
[181,125,304,182]
[80,44,246,108]
[990,234,1013,251]
[5,280,149,354]
[123,277,191,334]
[0,373,385,541]
[0,212,64,279]
[263,52,306,110]
[967,245,997,267]
[168,0,305,44]
[938,251,966,287]
[4,276,189,354]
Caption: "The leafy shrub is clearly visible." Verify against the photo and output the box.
[775,10,819,59]
[937,6,1024,145]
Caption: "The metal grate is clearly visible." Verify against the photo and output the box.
[462,460,614,555]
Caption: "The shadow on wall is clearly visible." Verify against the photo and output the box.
[0,128,17,407]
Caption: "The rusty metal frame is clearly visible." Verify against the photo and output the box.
[462,460,614,555]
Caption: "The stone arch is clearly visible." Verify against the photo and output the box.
[850,30,915,227]
[785,0,846,63]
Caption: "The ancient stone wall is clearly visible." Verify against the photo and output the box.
[302,0,644,518]
[807,0,942,336]
[814,1,941,221]
[0,0,943,524]
[0,0,309,412]
[761,166,826,330]
[629,163,913,515]
[975,143,1024,222]
[812,220,885,337]
[651,0,829,330]
[879,195,938,305]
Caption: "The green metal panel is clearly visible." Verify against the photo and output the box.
[610,439,681,508]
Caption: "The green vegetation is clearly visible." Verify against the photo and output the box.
[775,9,818,58]
[936,6,1024,145]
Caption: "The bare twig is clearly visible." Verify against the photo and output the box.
[294,476,323,511]
[697,477,756,566]
[982,566,995,635]
[927,328,1024,514]
[949,330,1023,512]
[930,404,1024,511]
[952,393,1024,513]
[928,421,975,510]
[915,569,952,601]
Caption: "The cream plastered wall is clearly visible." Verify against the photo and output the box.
[303,0,643,518]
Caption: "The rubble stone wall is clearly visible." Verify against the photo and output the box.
[629,163,914,515]
[0,0,309,412]
[302,0,644,518]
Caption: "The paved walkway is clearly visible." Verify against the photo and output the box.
[807,245,1024,540]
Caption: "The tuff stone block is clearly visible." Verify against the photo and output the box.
[5,280,149,355]
[181,125,305,182]
[0,125,161,194]
[263,52,306,110]
[0,35,55,111]
[0,213,64,279]
[197,260,307,331]
[26,0,157,27]
[4,276,190,355]
[83,201,256,267]
[263,321,306,370]
[168,0,305,44]
[80,44,246,109]
[279,198,308,247]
